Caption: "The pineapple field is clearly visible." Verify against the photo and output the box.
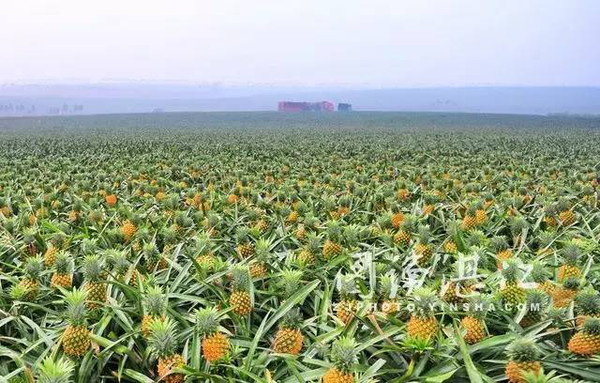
[1,111,600,382]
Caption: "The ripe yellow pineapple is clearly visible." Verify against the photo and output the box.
[394,214,416,247]
[461,206,478,231]
[443,239,457,254]
[461,295,490,344]
[391,211,404,228]
[229,266,253,316]
[557,199,576,226]
[121,220,137,241]
[552,277,579,308]
[322,337,357,383]
[505,338,541,383]
[148,318,185,383]
[196,307,230,362]
[272,309,304,355]
[569,318,600,356]
[43,245,58,267]
[407,288,439,341]
[62,288,91,357]
[105,194,117,207]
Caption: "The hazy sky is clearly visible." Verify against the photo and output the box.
[1,0,599,87]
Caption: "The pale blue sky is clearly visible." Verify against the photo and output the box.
[1,0,599,86]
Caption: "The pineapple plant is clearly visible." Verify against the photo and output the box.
[142,285,167,338]
[520,289,548,328]
[574,288,600,328]
[17,256,43,301]
[272,309,304,355]
[121,219,137,241]
[491,236,512,270]
[229,265,253,316]
[530,261,555,296]
[36,356,75,383]
[62,288,91,357]
[51,251,73,289]
[148,317,186,383]
[322,337,358,383]
[196,307,230,362]
[394,214,416,247]
[414,225,434,266]
[82,255,106,309]
[249,238,270,278]
[323,221,343,259]
[297,232,320,265]
[335,274,358,325]
[505,338,542,383]
[557,244,582,283]
[552,277,580,308]
[461,205,478,231]
[568,317,600,356]
[379,272,399,315]
[461,294,490,344]
[557,198,576,226]
[500,259,526,309]
[235,226,254,258]
[407,287,439,342]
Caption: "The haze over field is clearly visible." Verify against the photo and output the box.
[1,1,599,115]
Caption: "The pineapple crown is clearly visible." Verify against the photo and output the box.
[37,356,75,383]
[575,289,600,315]
[556,198,571,212]
[326,221,343,242]
[562,244,582,266]
[148,317,179,358]
[336,274,357,298]
[23,228,37,244]
[143,242,159,258]
[379,272,399,299]
[279,269,303,298]
[581,318,600,335]
[411,287,438,318]
[510,217,528,235]
[144,285,166,316]
[82,255,104,282]
[231,265,250,291]
[530,261,550,283]
[255,238,271,258]
[417,225,432,244]
[80,238,98,254]
[50,232,67,249]
[536,230,555,248]
[543,203,557,216]
[467,230,487,247]
[525,289,548,312]
[506,338,540,362]
[235,226,251,244]
[195,307,220,336]
[64,288,88,326]
[23,256,43,280]
[376,214,393,230]
[465,294,491,319]
[562,277,580,291]
[330,337,358,372]
[501,259,523,283]
[401,214,417,232]
[279,308,303,330]
[306,233,322,253]
[343,225,360,247]
[490,236,509,252]
[54,251,73,274]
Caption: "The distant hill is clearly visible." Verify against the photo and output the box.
[0,84,599,116]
